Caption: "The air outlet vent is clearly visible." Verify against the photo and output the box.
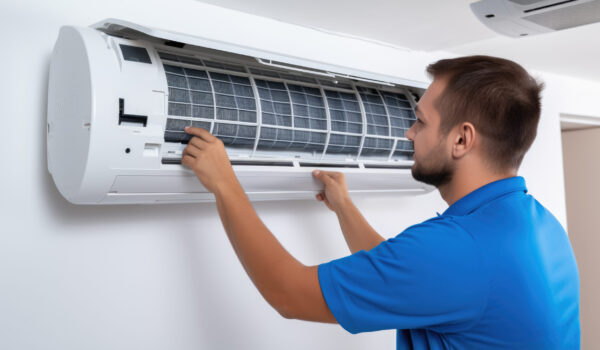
[472,0,600,37]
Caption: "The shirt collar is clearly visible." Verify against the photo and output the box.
[442,176,528,217]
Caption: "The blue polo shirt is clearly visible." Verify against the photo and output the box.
[318,176,580,349]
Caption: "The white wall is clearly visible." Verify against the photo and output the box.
[524,72,600,232]
[1,1,599,349]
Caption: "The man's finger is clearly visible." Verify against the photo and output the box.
[315,169,333,177]
[330,171,344,180]
[182,145,200,159]
[184,126,217,142]
[316,170,343,181]
[312,170,333,185]
[181,154,195,168]
[188,136,207,151]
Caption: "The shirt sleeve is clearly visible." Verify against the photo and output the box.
[318,217,489,334]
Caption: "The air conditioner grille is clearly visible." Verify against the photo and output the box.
[381,91,415,137]
[359,87,390,136]
[160,53,417,163]
[508,0,548,6]
[287,84,328,130]
[324,90,363,134]
[255,79,294,127]
[258,127,327,152]
[523,0,600,30]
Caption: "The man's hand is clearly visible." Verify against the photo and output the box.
[181,126,240,194]
[312,170,352,213]
[313,170,385,253]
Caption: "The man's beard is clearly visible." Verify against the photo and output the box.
[411,152,455,188]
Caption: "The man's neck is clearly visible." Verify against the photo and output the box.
[437,166,517,207]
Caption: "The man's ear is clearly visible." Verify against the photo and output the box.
[451,122,476,159]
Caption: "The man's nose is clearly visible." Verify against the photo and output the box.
[406,123,415,141]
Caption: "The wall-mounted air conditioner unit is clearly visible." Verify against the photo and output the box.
[47,18,433,205]
[471,0,600,37]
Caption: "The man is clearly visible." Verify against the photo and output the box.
[181,55,580,349]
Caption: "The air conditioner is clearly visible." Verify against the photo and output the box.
[47,18,433,205]
[471,0,600,37]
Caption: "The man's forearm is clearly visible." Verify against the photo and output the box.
[335,200,385,254]
[213,181,300,308]
[212,181,335,322]
[181,127,334,322]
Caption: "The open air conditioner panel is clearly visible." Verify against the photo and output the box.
[94,19,424,167]
[47,19,434,204]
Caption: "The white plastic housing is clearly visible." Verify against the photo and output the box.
[47,19,433,205]
[471,0,600,37]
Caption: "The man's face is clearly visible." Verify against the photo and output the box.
[405,78,455,188]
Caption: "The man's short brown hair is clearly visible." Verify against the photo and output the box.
[426,55,544,171]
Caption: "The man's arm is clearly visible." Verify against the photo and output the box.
[312,171,385,253]
[181,126,336,322]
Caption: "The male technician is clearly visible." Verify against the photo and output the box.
[181,56,580,349]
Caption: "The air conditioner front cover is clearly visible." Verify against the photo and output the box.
[47,19,434,205]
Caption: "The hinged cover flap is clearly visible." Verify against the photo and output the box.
[91,18,428,89]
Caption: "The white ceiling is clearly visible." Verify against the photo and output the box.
[197,0,600,82]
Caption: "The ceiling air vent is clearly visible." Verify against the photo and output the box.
[471,0,600,37]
